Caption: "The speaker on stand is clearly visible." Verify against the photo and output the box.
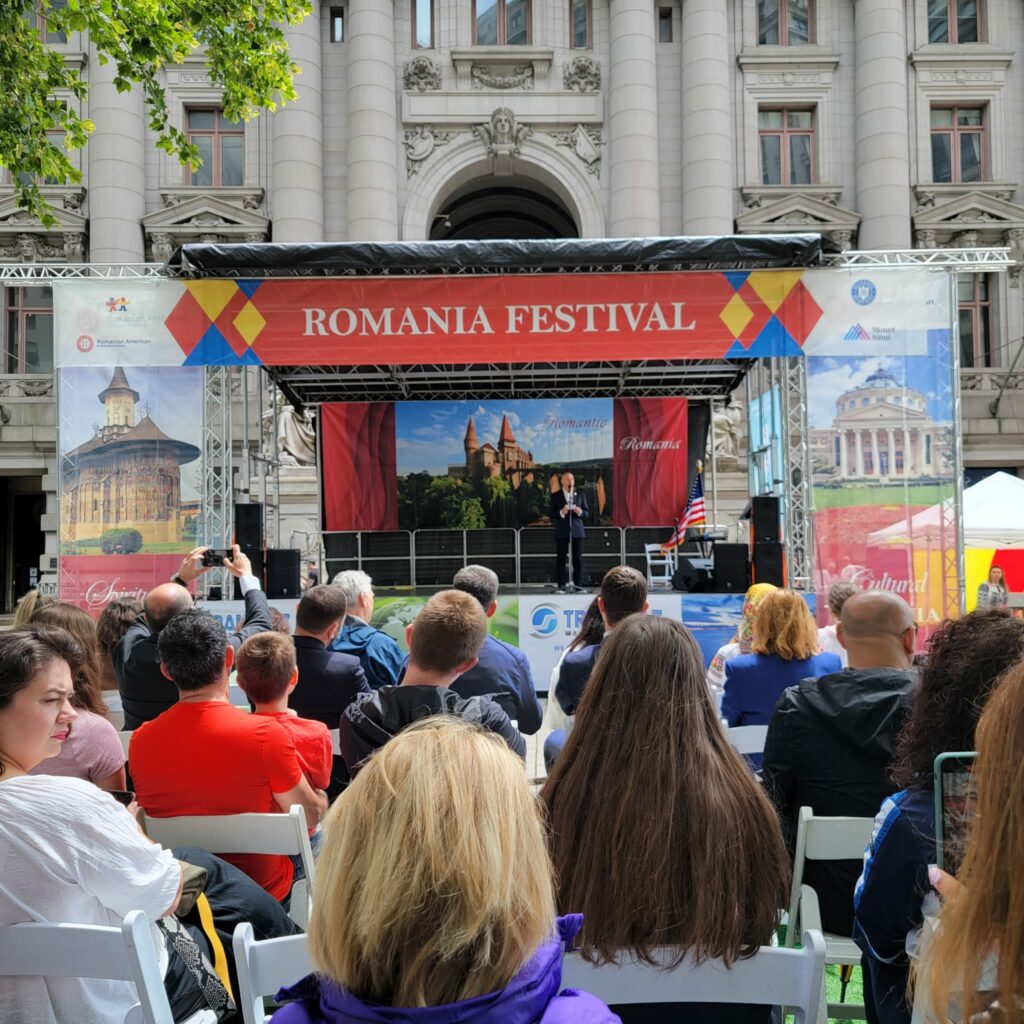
[266,548,302,599]
[233,502,264,599]
[752,541,785,587]
[712,544,750,594]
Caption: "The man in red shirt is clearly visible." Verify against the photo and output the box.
[235,631,332,794]
[130,609,327,902]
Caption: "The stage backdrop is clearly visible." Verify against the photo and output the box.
[322,397,697,531]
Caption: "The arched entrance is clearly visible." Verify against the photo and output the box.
[429,176,579,240]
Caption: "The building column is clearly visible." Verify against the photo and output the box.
[855,431,865,477]
[608,0,660,236]
[886,427,896,479]
[854,0,912,249]
[871,431,881,478]
[272,6,324,242]
[681,0,733,234]
[346,0,399,240]
[838,430,849,477]
[87,47,145,262]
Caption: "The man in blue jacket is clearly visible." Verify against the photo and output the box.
[448,565,543,735]
[329,569,405,690]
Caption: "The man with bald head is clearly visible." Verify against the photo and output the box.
[114,544,272,729]
[762,589,918,937]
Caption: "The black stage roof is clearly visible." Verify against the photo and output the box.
[167,234,823,405]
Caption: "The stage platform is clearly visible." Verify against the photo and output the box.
[197,587,771,693]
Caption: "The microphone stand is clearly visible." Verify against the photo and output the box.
[566,487,578,594]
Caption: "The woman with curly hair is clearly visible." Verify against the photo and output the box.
[853,609,1024,1024]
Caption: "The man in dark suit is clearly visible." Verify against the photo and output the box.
[114,544,271,730]
[549,470,588,592]
[544,565,649,769]
[291,584,370,795]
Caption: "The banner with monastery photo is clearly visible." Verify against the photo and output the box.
[807,324,960,629]
[58,364,203,613]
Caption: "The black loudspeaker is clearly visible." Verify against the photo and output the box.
[233,503,264,598]
[713,544,750,594]
[672,558,713,593]
[751,496,780,545]
[266,548,302,599]
[752,541,785,587]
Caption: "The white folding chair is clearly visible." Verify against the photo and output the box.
[561,930,826,1024]
[139,805,316,928]
[785,806,876,1024]
[233,923,314,1024]
[725,724,769,757]
[0,910,182,1024]
[644,543,676,588]
[119,730,133,759]
[228,683,251,709]
[329,728,341,755]
[103,690,126,730]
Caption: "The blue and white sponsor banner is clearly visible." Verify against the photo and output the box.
[197,598,298,633]
[801,268,950,357]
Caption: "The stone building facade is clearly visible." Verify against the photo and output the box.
[449,415,537,480]
[1,0,1024,605]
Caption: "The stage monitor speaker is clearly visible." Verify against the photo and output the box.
[266,548,302,599]
[233,503,265,599]
[713,544,750,594]
[751,496,780,545]
[672,560,713,593]
[752,541,785,587]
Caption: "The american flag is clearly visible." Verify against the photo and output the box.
[662,466,706,551]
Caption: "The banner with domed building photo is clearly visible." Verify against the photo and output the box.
[58,365,202,612]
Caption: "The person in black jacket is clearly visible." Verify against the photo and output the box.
[761,590,918,938]
[339,590,525,777]
[549,471,588,592]
[114,544,271,730]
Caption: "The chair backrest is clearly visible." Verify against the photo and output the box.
[139,805,315,926]
[233,923,315,1024]
[329,728,341,756]
[103,690,126,730]
[786,806,875,941]
[561,930,826,1024]
[119,730,133,758]
[725,724,768,756]
[0,910,174,1024]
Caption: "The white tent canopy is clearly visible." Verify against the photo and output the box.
[867,471,1024,549]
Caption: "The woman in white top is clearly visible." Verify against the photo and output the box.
[816,581,858,669]
[706,582,777,691]
[0,625,297,1024]
[975,565,1009,610]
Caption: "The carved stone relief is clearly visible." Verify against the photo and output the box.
[474,107,532,158]
[402,125,455,177]
[549,124,602,176]
[403,56,442,92]
[471,64,534,90]
[563,55,600,92]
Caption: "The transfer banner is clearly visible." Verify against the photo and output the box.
[53,269,950,367]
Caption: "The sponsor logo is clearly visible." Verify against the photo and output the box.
[83,578,148,611]
[106,296,129,313]
[844,324,871,341]
[851,280,877,306]
[619,436,682,452]
[529,604,560,638]
[76,335,94,353]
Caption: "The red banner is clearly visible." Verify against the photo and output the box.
[61,554,190,616]
[321,403,398,531]
[613,398,689,526]
[164,272,822,367]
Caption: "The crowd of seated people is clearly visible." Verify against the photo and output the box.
[5,555,1024,1024]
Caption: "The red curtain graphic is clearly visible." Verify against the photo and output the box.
[613,398,689,527]
[321,403,398,531]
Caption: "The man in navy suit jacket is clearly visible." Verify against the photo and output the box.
[448,565,543,734]
[545,565,649,768]
[290,585,370,794]
[549,471,588,591]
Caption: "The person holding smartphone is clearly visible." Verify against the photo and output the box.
[853,610,1024,1024]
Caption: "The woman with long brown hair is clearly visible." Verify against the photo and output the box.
[919,663,1024,1024]
[27,602,126,791]
[541,614,790,1024]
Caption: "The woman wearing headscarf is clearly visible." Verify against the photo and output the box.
[705,583,777,691]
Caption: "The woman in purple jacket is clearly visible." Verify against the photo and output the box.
[271,716,619,1024]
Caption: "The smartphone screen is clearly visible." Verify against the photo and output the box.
[109,790,136,807]
[933,752,977,874]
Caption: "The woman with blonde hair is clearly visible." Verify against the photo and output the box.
[542,614,790,1024]
[272,716,619,1024]
[706,582,777,690]
[12,588,52,630]
[918,664,1024,1024]
[27,601,126,791]
[722,589,840,765]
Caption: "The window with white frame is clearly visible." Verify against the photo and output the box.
[758,0,814,44]
[570,0,591,48]
[473,0,531,45]
[958,275,993,368]
[927,0,983,43]
[3,288,53,374]
[185,109,244,187]
[930,106,986,183]
[758,108,815,185]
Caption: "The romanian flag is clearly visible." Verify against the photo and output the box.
[662,464,706,551]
